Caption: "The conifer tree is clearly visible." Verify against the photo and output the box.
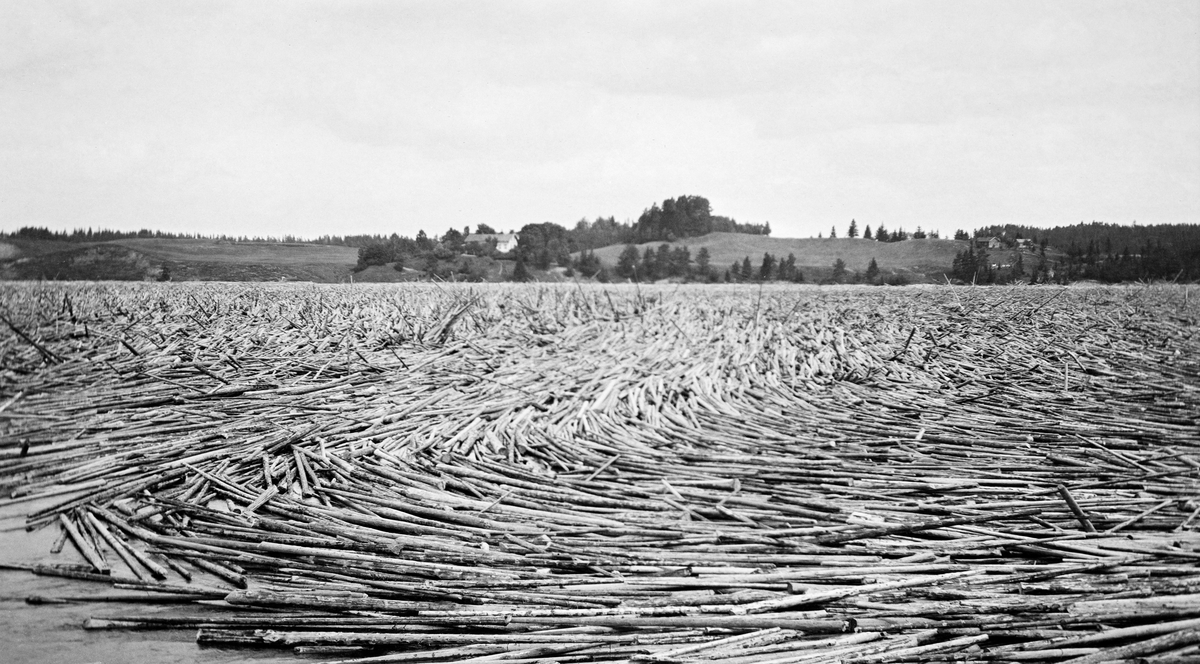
[759,253,775,281]
[642,247,657,279]
[865,257,879,283]
[695,247,711,279]
[512,257,530,282]
[832,258,847,282]
[616,245,640,280]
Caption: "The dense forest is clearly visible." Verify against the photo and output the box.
[955,222,1200,283]
[2,225,345,245]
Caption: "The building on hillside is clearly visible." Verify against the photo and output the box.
[465,233,520,253]
[974,236,1004,250]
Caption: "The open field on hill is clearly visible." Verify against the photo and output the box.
[112,238,360,265]
[1,282,1198,662]
[589,233,972,280]
[0,238,360,282]
[115,238,359,282]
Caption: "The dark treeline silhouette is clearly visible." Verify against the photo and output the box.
[950,244,1030,285]
[612,247,801,284]
[973,222,1198,252]
[726,252,803,283]
[965,222,1200,283]
[571,195,770,249]
[845,219,936,242]
[614,243,719,282]
[630,195,770,243]
[345,223,579,281]
[4,225,377,246]
[5,195,766,250]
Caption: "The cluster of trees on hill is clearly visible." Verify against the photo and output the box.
[950,244,1036,285]
[610,247,806,283]
[955,222,1200,283]
[614,244,717,282]
[569,217,630,253]
[715,254,910,285]
[630,196,770,243]
[827,220,939,242]
[509,223,609,282]
[351,227,510,280]
[513,222,572,269]
[726,253,805,283]
[1054,239,1195,283]
[973,221,1196,252]
[608,247,912,285]
[814,257,911,285]
[346,195,773,281]
[355,194,770,264]
[566,196,770,249]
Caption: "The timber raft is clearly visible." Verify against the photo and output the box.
[1,282,1198,663]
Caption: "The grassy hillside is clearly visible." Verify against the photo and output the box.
[1,238,360,282]
[113,238,358,265]
[590,232,970,280]
[0,243,155,281]
[117,239,358,282]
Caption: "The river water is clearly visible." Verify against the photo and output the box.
[0,496,303,664]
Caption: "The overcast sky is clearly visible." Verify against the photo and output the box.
[2,1,1197,240]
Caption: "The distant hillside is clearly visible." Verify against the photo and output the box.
[112,238,357,265]
[0,243,156,281]
[589,232,970,281]
[114,238,358,281]
[0,238,359,282]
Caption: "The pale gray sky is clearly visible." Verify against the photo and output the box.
[2,0,1197,240]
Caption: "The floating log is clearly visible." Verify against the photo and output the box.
[0,282,1196,661]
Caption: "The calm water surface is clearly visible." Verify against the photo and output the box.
[0,497,306,664]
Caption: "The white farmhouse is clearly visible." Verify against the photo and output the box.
[465,233,520,253]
